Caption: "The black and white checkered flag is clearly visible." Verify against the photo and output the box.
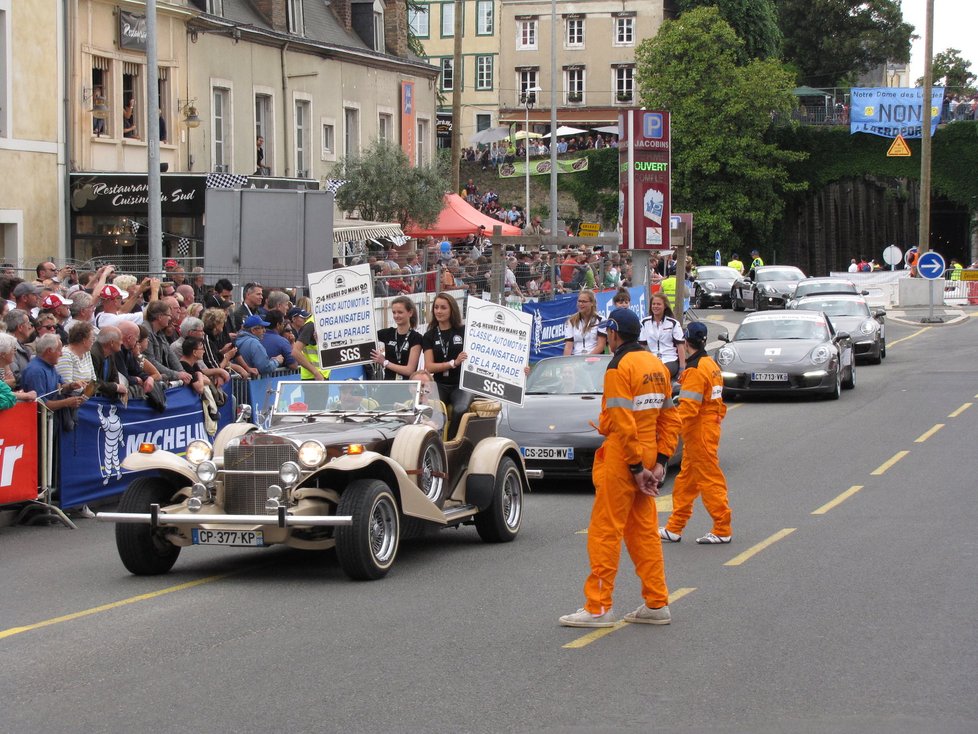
[176,237,191,256]
[206,172,249,189]
[129,219,141,235]
[325,178,349,194]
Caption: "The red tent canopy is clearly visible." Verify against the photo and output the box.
[404,194,523,239]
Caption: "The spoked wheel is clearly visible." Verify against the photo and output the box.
[417,434,448,508]
[475,457,523,543]
[115,476,181,575]
[336,479,400,580]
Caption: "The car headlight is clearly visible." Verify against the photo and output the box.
[860,319,877,335]
[297,440,326,468]
[196,460,217,484]
[279,461,301,487]
[716,346,736,366]
[185,440,213,465]
[810,345,831,364]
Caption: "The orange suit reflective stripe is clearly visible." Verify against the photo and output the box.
[584,341,680,614]
[665,351,732,538]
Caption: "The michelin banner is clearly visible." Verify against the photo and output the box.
[58,386,233,509]
[497,157,589,178]
[850,87,944,138]
[522,287,647,361]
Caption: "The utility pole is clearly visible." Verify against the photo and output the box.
[146,0,162,274]
[547,0,558,246]
[449,0,463,195]
[918,0,934,254]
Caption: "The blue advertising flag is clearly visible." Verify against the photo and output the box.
[849,87,945,139]
[58,385,233,509]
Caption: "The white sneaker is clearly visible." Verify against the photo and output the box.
[559,607,617,628]
[696,532,731,544]
[658,527,682,543]
[623,603,671,625]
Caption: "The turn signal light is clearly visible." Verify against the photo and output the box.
[346,444,365,455]
[138,443,157,454]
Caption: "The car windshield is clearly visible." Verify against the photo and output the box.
[735,316,829,341]
[794,281,857,297]
[526,355,610,394]
[697,267,739,280]
[756,268,806,283]
[273,380,423,415]
[795,299,870,317]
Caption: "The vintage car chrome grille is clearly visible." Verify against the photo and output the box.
[222,442,298,515]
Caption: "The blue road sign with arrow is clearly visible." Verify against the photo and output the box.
[916,251,946,280]
[714,250,721,266]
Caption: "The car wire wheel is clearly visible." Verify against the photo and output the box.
[336,479,401,580]
[419,440,446,504]
[475,457,523,543]
[369,495,398,565]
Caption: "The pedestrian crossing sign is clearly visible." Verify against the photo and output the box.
[887,134,912,157]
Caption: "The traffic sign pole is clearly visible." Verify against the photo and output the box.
[916,250,946,323]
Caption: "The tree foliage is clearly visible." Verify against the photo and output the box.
[777,0,913,87]
[918,48,976,93]
[634,7,806,252]
[677,0,781,63]
[333,139,448,228]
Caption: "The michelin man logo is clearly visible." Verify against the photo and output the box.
[533,311,542,353]
[97,404,124,485]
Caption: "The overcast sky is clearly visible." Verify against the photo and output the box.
[904,0,978,82]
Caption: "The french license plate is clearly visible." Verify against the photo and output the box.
[521,447,574,460]
[751,372,788,382]
[192,529,264,547]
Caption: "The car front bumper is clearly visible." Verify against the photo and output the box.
[721,365,839,395]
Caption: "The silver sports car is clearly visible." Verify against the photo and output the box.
[789,294,885,364]
[716,310,856,399]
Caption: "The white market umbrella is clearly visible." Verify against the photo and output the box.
[469,126,512,145]
[542,125,588,139]
[592,125,620,135]
[513,130,543,140]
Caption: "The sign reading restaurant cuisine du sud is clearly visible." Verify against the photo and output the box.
[460,297,532,406]
[307,265,376,369]
[618,110,671,250]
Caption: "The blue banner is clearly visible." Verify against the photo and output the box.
[850,87,944,138]
[523,287,647,361]
[58,385,233,509]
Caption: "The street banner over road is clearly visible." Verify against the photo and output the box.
[460,297,532,406]
[308,265,376,369]
[850,87,944,138]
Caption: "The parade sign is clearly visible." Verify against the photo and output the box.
[0,403,39,506]
[460,297,532,406]
[850,87,944,139]
[619,110,671,249]
[308,265,376,369]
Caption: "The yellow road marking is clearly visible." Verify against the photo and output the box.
[871,450,909,475]
[948,403,972,418]
[886,328,930,348]
[0,570,240,640]
[915,424,944,443]
[811,485,863,515]
[724,528,796,567]
[726,403,743,412]
[562,587,696,649]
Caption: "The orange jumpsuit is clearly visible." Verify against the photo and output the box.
[664,350,732,537]
[584,341,680,615]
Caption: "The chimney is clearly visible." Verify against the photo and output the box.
[331,0,353,33]
[384,0,408,58]
[252,0,288,33]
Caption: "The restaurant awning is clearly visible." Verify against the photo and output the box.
[332,219,405,245]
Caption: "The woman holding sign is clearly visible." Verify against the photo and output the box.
[371,296,422,380]
[422,292,470,438]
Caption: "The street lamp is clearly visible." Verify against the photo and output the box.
[522,86,542,225]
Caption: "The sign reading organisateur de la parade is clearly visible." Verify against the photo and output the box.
[307,265,376,369]
[460,297,532,406]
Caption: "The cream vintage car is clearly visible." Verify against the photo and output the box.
[98,381,529,580]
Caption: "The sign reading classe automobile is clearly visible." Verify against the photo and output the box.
[307,265,376,369]
[619,110,671,250]
[460,297,532,406]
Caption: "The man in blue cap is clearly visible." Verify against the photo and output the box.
[559,308,681,628]
[235,314,285,375]
[660,321,732,545]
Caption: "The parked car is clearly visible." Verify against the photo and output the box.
[789,294,885,363]
[98,380,529,580]
[716,310,855,399]
[691,266,740,308]
[731,265,807,312]
[788,277,868,306]
[497,355,682,481]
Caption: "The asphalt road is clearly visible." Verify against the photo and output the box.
[2,309,977,733]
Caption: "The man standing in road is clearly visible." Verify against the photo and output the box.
[559,308,680,628]
[659,321,732,545]
[748,249,764,279]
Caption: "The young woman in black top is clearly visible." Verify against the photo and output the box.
[421,292,470,437]
[371,295,422,380]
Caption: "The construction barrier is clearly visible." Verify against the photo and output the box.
[0,402,40,506]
